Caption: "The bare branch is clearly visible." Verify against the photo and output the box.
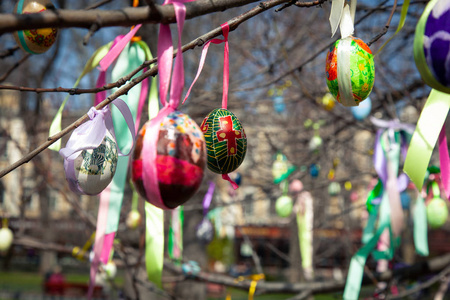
[0,0,295,34]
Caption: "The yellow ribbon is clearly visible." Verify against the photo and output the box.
[72,232,95,261]
[226,273,265,300]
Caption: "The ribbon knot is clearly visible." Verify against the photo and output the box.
[87,106,104,119]
[60,99,136,195]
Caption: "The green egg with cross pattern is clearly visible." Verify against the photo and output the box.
[200,108,247,174]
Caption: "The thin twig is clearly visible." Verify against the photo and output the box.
[0,46,20,59]
[0,54,31,83]
[86,0,113,10]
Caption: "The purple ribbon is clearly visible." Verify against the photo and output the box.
[371,117,415,190]
[203,182,215,216]
[59,99,136,195]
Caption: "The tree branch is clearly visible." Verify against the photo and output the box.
[0,0,326,178]
[0,0,291,34]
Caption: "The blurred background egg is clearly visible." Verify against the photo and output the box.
[351,97,372,121]
[132,111,206,209]
[0,227,13,252]
[126,210,142,229]
[13,0,58,54]
[73,134,118,195]
[276,195,293,217]
[427,197,448,229]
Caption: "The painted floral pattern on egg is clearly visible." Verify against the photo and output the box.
[326,37,375,106]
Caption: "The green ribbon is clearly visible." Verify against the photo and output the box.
[296,194,313,277]
[344,131,401,299]
[168,206,184,263]
[145,202,164,288]
[136,40,164,287]
[48,42,113,151]
[413,194,429,256]
[375,0,410,55]
[105,41,147,234]
[404,89,450,191]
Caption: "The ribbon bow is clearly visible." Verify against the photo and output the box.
[59,99,135,195]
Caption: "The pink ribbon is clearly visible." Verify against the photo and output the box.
[439,125,450,200]
[86,25,143,299]
[183,23,239,190]
[141,0,193,210]
[183,23,230,108]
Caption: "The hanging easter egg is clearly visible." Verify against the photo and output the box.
[414,0,450,93]
[321,93,336,111]
[427,197,448,228]
[328,182,341,196]
[289,179,303,193]
[309,164,319,178]
[272,152,296,184]
[13,0,58,54]
[0,227,13,252]
[182,260,201,277]
[132,110,206,209]
[325,36,375,106]
[196,218,214,243]
[276,195,293,217]
[73,135,118,195]
[126,210,142,229]
[308,135,323,151]
[103,261,117,279]
[351,97,372,121]
[201,108,247,174]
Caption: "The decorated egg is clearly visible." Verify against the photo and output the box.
[182,260,201,277]
[427,197,448,228]
[325,36,375,106]
[351,97,372,121]
[276,195,293,217]
[13,0,58,54]
[321,93,336,111]
[309,164,319,178]
[414,0,450,93]
[0,227,13,252]
[201,108,247,174]
[328,182,341,196]
[308,135,323,151]
[272,152,296,184]
[126,210,142,229]
[196,218,214,243]
[289,179,303,193]
[132,110,206,209]
[73,134,118,195]
[102,261,117,279]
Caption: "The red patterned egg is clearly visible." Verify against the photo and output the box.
[131,111,206,209]
[13,0,58,54]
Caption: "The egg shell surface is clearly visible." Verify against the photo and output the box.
[132,110,206,209]
[201,108,247,174]
[73,135,118,195]
[427,197,448,229]
[326,37,375,105]
[276,196,293,218]
[414,0,450,93]
[13,0,58,54]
